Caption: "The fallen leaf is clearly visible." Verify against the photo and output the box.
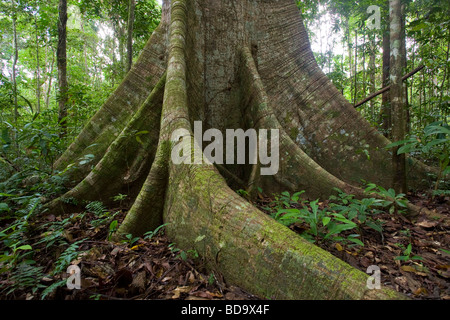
[416,220,439,229]
[335,243,343,251]
[186,296,210,300]
[191,290,214,299]
[130,244,144,251]
[414,287,428,296]
[401,265,416,273]
[172,286,192,299]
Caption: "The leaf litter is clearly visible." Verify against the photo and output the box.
[0,206,258,300]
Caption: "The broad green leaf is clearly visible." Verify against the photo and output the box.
[16,245,32,251]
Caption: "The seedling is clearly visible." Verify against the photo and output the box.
[395,243,423,262]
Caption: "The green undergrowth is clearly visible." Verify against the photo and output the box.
[256,183,412,248]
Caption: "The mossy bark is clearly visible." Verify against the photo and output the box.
[45,0,441,299]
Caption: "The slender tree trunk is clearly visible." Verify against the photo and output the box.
[353,29,358,105]
[80,12,89,79]
[57,0,68,136]
[115,22,126,78]
[368,36,377,120]
[390,0,407,193]
[35,9,41,114]
[45,47,55,110]
[381,2,391,138]
[345,18,353,98]
[11,0,19,123]
[127,0,136,72]
[400,2,410,132]
[44,0,439,300]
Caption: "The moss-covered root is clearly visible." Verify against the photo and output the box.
[43,74,166,215]
[117,139,170,237]
[118,0,188,236]
[165,156,406,300]
[53,21,168,186]
[240,47,440,221]
[239,46,365,200]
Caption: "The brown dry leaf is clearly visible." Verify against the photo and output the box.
[156,267,164,278]
[401,265,417,273]
[130,271,147,294]
[416,220,439,229]
[172,286,192,299]
[209,291,223,298]
[435,265,450,270]
[187,271,196,283]
[191,290,214,299]
[437,270,450,278]
[186,296,210,300]
[110,246,122,256]
[414,287,428,296]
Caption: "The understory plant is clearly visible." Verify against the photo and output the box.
[266,185,405,247]
[386,121,450,196]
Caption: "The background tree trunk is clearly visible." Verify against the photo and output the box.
[368,37,376,119]
[11,0,19,124]
[127,0,136,72]
[390,0,407,193]
[57,0,68,136]
[35,8,41,114]
[381,2,391,138]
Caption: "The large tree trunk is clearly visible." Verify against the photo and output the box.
[45,0,438,300]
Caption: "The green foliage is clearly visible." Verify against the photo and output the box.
[122,233,140,247]
[266,184,412,247]
[363,184,408,214]
[329,188,384,233]
[394,243,423,262]
[143,223,169,241]
[267,192,364,247]
[167,242,198,261]
[53,239,86,275]
[386,122,450,192]
[108,220,118,241]
[6,263,47,295]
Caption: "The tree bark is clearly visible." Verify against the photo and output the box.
[57,0,68,136]
[389,0,407,193]
[45,0,440,300]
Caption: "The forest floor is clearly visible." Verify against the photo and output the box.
[0,206,259,300]
[256,191,450,300]
[0,191,448,300]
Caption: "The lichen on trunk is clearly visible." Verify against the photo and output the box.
[45,0,442,300]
